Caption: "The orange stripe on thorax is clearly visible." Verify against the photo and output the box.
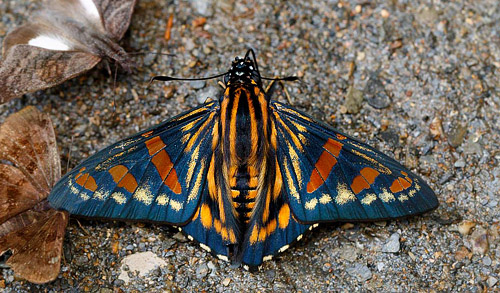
[229,88,241,165]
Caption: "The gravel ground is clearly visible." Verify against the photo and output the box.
[1,0,499,291]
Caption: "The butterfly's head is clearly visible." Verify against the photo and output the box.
[224,55,261,86]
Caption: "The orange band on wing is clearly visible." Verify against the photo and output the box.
[399,177,412,189]
[351,167,381,194]
[75,173,97,192]
[151,149,181,194]
[75,173,89,186]
[360,167,380,184]
[390,176,413,193]
[307,139,344,193]
[307,154,338,193]
[165,169,181,194]
[390,179,404,193]
[117,173,138,193]
[145,136,166,155]
[324,138,343,157]
[351,175,370,194]
[109,165,128,183]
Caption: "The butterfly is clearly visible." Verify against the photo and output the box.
[47,49,439,267]
[0,0,137,104]
[0,106,69,283]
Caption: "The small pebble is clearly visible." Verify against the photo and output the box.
[196,263,209,279]
[454,158,466,168]
[346,263,372,282]
[191,80,206,90]
[118,252,167,284]
[382,233,400,253]
[380,9,390,18]
[344,86,364,114]
[448,123,467,148]
[341,223,355,230]
[458,220,475,235]
[196,86,219,104]
[173,232,188,242]
[222,278,231,286]
[470,227,489,255]
[340,245,358,262]
[462,141,482,156]
[482,256,492,266]
[487,276,498,287]
[364,77,391,109]
[190,0,214,17]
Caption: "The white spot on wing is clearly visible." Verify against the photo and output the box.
[361,193,377,205]
[379,188,395,203]
[263,255,273,262]
[335,183,356,205]
[94,189,110,200]
[170,199,183,211]
[28,35,71,50]
[79,0,101,19]
[319,193,332,204]
[217,254,229,261]
[278,245,289,253]
[305,198,318,210]
[199,243,211,252]
[111,192,126,204]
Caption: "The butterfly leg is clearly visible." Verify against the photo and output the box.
[265,78,293,104]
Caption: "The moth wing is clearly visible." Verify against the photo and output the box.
[0,209,69,284]
[0,164,42,224]
[0,107,68,283]
[0,23,101,103]
[0,106,60,193]
[94,0,137,40]
[0,106,61,219]
[44,0,136,39]
[0,0,137,103]
[49,102,218,225]
[272,101,439,223]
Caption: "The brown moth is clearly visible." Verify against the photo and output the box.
[0,106,68,284]
[0,0,137,104]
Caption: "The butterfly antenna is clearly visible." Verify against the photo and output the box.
[245,48,261,77]
[127,51,175,57]
[261,76,299,82]
[245,49,299,82]
[149,71,229,86]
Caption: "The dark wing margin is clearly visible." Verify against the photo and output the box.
[271,101,439,223]
[48,101,219,225]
